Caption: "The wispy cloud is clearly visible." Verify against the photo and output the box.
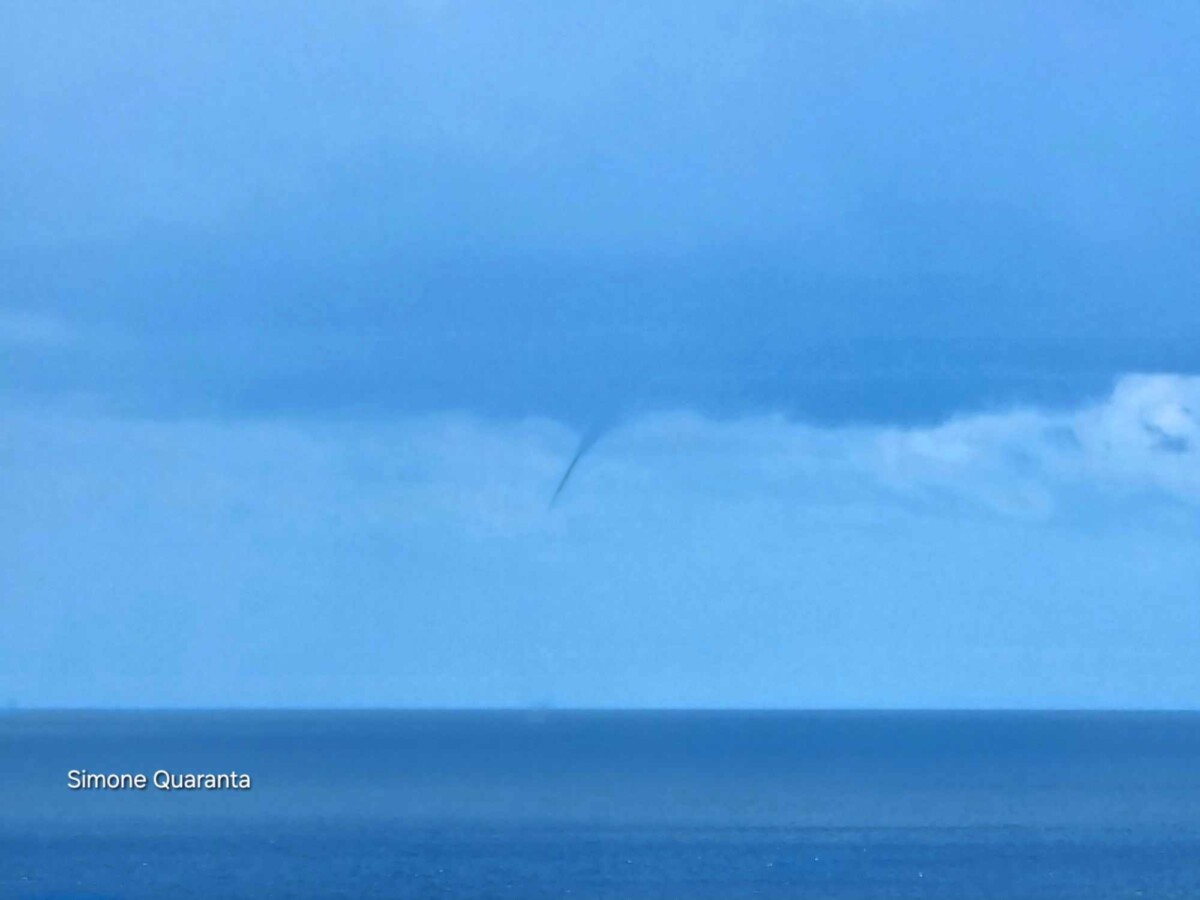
[576,374,1200,520]
[871,374,1199,513]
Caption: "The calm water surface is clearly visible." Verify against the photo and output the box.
[2,711,1199,898]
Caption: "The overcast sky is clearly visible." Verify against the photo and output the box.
[3,1,1198,707]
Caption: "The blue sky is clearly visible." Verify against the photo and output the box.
[2,2,1198,707]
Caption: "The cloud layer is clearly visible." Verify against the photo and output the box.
[3,375,1197,708]
[5,4,1200,425]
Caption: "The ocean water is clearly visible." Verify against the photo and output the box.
[2,711,1199,898]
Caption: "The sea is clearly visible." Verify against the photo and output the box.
[2,711,1199,898]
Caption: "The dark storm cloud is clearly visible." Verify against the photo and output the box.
[3,1,1199,425]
